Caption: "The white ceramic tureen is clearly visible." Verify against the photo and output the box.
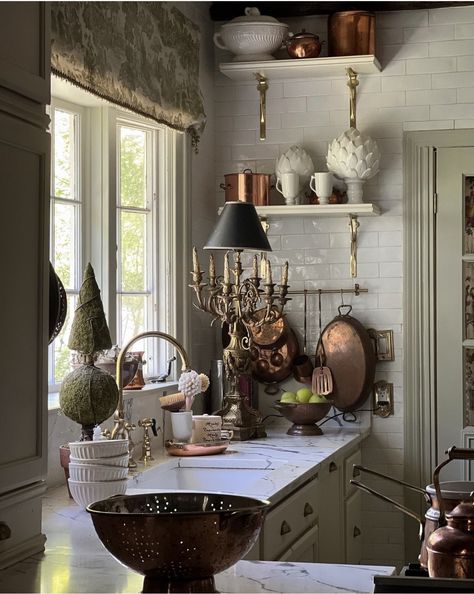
[214,7,289,62]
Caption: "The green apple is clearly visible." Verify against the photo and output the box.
[309,393,328,403]
[296,387,313,403]
[281,391,297,403]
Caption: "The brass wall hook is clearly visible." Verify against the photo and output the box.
[346,67,359,129]
[349,214,360,278]
[255,74,268,141]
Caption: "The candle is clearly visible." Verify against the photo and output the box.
[265,259,272,285]
[209,254,216,284]
[252,255,258,279]
[192,246,200,275]
[282,261,289,286]
[224,252,230,284]
[260,255,267,279]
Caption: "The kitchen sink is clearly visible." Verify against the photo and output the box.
[128,456,288,494]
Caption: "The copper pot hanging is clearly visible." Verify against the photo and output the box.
[220,169,272,206]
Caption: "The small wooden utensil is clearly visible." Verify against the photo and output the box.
[312,291,333,396]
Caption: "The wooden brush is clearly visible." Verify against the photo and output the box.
[159,392,186,412]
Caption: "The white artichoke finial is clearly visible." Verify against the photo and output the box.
[275,145,314,191]
[326,127,380,181]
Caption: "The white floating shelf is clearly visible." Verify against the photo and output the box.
[219,55,381,82]
[253,203,380,217]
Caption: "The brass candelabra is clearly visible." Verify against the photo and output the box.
[190,247,290,440]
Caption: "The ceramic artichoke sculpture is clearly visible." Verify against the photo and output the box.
[326,127,380,180]
[60,263,119,441]
[275,145,314,191]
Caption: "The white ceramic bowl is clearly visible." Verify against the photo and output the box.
[69,439,129,460]
[214,9,288,62]
[69,453,129,468]
[68,478,128,508]
[68,463,129,482]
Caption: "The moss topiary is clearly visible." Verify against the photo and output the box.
[60,364,119,440]
[60,263,117,440]
[68,263,112,354]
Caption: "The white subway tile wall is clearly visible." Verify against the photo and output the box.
[213,6,474,567]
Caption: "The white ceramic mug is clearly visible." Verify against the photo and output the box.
[191,414,223,443]
[310,172,333,205]
[170,411,193,443]
[276,172,300,205]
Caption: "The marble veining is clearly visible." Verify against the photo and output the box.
[0,428,396,593]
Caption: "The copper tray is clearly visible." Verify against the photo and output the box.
[165,440,230,457]
[319,307,376,412]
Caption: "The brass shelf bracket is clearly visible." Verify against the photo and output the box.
[255,73,268,141]
[349,214,360,278]
[346,67,359,129]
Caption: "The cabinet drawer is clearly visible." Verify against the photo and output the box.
[278,523,319,563]
[344,448,362,499]
[262,476,318,560]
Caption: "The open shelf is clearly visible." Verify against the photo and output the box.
[225,203,381,218]
[219,55,381,81]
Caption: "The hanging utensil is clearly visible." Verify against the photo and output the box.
[312,291,333,395]
[293,290,314,384]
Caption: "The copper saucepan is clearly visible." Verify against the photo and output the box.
[220,169,272,206]
[351,453,474,569]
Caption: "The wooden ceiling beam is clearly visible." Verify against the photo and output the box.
[210,2,474,21]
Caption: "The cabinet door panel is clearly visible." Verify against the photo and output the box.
[345,448,362,498]
[262,476,318,560]
[278,524,319,563]
[0,3,50,104]
[318,457,342,562]
[0,110,49,493]
[345,490,363,564]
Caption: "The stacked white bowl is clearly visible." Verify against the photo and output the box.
[68,439,129,508]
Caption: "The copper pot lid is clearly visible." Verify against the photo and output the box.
[318,306,376,412]
[289,29,320,41]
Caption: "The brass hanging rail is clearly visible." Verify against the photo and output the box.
[287,283,368,297]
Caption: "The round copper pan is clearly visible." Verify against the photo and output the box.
[250,328,299,384]
[319,307,375,412]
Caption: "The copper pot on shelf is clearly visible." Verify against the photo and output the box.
[285,30,323,59]
[220,169,272,206]
[328,11,375,57]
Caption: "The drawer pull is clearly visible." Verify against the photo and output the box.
[280,520,292,536]
[329,461,338,473]
[353,526,362,538]
[303,502,314,517]
[352,465,361,478]
[0,522,11,541]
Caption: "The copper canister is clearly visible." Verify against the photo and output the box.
[220,169,271,206]
[328,11,375,57]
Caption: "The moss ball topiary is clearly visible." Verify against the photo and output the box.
[60,364,119,428]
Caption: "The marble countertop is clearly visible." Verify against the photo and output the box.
[0,428,396,593]
[129,427,369,504]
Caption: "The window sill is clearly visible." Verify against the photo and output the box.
[48,381,179,412]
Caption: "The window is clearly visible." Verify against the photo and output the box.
[48,91,186,405]
[49,102,84,390]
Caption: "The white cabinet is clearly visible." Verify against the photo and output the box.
[318,457,343,563]
[345,490,363,564]
[0,2,50,569]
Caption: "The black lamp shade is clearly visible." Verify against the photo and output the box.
[204,202,271,251]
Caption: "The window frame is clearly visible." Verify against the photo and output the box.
[48,93,189,401]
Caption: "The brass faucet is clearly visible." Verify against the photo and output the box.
[110,331,191,447]
[138,418,158,463]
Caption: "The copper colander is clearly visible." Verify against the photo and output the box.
[87,492,269,593]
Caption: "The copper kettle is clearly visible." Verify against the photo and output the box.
[427,446,474,579]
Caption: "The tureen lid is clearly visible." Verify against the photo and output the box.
[223,7,287,26]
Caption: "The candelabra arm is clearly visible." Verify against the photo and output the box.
[111,331,191,440]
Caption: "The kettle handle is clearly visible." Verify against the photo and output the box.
[433,446,474,526]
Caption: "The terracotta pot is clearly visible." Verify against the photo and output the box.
[59,444,73,499]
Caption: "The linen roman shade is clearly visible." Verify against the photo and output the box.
[51,2,206,148]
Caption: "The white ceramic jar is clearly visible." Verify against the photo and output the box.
[214,7,289,62]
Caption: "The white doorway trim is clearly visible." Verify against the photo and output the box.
[404,128,474,563]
